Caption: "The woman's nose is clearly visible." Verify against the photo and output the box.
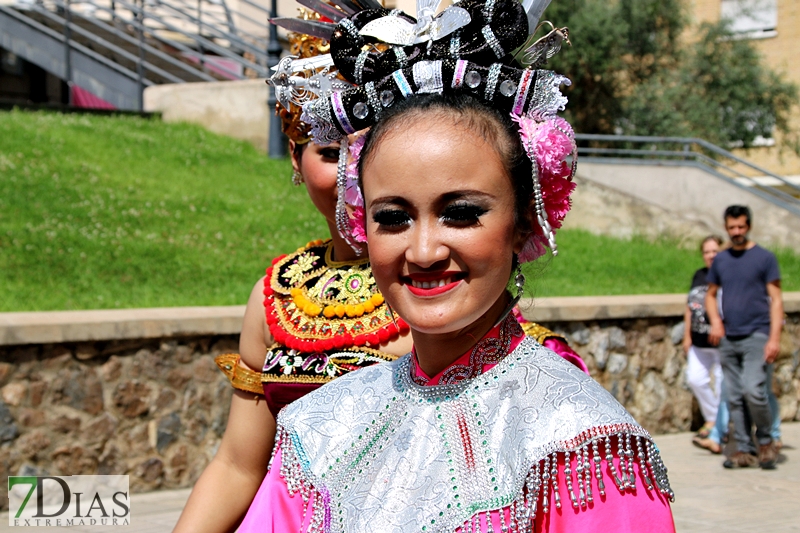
[405,223,449,268]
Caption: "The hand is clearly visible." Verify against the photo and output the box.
[708,322,724,346]
[682,337,692,355]
[764,338,780,363]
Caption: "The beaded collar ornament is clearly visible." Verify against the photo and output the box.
[269,0,577,261]
[263,239,410,354]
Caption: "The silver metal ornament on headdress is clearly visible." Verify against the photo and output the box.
[359,0,471,46]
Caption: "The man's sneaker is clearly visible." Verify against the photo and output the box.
[759,442,778,470]
[723,451,758,469]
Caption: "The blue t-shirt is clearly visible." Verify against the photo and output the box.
[707,244,780,337]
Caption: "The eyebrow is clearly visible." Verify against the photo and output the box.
[370,190,496,208]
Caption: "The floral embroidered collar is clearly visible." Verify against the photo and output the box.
[263,239,409,354]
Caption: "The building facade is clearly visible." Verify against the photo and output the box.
[692,0,800,177]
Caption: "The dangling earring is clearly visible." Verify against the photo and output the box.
[385,299,400,331]
[292,169,304,186]
[494,255,524,327]
[514,262,526,300]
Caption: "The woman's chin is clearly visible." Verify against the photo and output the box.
[395,306,486,338]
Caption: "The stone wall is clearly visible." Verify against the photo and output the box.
[543,316,800,434]
[0,336,236,511]
[1,313,799,510]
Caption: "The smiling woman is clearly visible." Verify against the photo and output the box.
[235,0,676,530]
[241,30,676,533]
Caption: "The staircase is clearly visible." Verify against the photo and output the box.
[573,134,800,251]
[575,134,800,213]
[0,0,274,110]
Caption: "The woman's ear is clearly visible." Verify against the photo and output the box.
[289,140,302,174]
[512,196,537,254]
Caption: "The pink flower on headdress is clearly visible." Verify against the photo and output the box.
[518,237,547,264]
[346,134,367,243]
[351,205,367,243]
[512,114,577,262]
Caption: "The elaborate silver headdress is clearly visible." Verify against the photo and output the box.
[269,0,577,261]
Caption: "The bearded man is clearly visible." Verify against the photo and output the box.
[706,205,783,470]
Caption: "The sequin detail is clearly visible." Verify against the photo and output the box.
[452,59,469,88]
[392,69,414,97]
[330,92,355,134]
[411,313,522,386]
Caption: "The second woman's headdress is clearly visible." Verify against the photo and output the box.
[270,0,577,261]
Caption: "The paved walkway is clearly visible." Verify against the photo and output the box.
[3,423,799,532]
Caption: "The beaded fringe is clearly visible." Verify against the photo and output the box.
[276,425,674,533]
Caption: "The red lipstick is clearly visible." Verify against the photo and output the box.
[403,271,466,297]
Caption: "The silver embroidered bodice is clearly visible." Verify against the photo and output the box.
[276,337,673,533]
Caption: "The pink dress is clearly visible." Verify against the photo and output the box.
[240,316,674,533]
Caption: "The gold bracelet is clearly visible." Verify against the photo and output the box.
[214,353,265,395]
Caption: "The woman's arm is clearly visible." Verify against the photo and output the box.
[682,306,692,354]
[173,279,276,533]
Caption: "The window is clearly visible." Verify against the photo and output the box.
[720,0,778,38]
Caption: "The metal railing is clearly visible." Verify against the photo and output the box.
[574,134,800,214]
[5,0,277,109]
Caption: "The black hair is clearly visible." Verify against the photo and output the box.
[358,93,535,237]
[292,140,306,159]
[724,205,751,226]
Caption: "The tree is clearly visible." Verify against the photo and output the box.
[541,0,799,152]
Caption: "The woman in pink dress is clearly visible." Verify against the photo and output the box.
[237,0,675,530]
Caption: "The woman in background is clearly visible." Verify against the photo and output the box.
[171,28,414,533]
[683,235,725,453]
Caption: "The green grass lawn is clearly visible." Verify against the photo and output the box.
[1,109,797,311]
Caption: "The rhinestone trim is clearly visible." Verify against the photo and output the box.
[482,26,505,59]
[513,69,535,115]
[392,69,414,97]
[340,18,359,39]
[482,0,497,23]
[354,49,369,85]
[393,46,408,68]
[449,34,461,58]
[365,81,381,120]
[485,63,502,101]
[330,91,355,134]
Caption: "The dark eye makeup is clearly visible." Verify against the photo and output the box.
[319,146,340,160]
[371,201,488,230]
[372,209,411,228]
[440,202,488,225]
